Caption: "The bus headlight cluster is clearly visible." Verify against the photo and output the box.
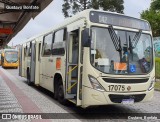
[148,77,155,91]
[88,75,105,92]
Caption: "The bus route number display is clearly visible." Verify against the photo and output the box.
[90,11,150,31]
[6,52,17,54]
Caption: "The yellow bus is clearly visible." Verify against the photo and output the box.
[1,49,19,68]
[19,9,155,108]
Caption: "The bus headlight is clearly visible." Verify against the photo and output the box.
[88,75,105,92]
[148,77,155,91]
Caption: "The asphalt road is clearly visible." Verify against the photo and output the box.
[1,67,160,121]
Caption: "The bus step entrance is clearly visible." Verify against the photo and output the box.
[66,78,77,97]
[66,65,78,100]
[68,98,76,104]
[66,94,76,99]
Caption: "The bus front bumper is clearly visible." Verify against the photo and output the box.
[82,86,154,108]
[2,63,18,67]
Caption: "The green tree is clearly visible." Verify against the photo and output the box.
[62,0,124,18]
[151,0,160,11]
[141,0,160,37]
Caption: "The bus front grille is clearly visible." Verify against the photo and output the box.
[103,78,149,84]
[109,94,146,103]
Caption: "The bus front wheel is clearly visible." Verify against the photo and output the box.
[54,83,58,100]
[58,83,67,105]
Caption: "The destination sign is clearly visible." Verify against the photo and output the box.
[6,51,17,54]
[90,11,150,31]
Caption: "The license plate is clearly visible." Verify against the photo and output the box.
[122,99,134,104]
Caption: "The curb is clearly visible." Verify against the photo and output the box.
[155,89,160,91]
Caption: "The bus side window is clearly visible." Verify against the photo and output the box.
[38,43,41,61]
[33,44,36,62]
[24,47,26,60]
[42,33,53,56]
[26,44,30,57]
[68,30,79,64]
[52,29,66,55]
[28,42,32,56]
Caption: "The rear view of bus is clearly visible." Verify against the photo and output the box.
[1,49,19,68]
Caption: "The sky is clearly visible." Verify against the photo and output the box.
[8,0,152,46]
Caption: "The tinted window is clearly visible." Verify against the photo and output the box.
[52,29,66,55]
[54,29,64,43]
[26,43,31,57]
[24,47,26,57]
[38,43,41,61]
[28,42,32,56]
[43,33,53,56]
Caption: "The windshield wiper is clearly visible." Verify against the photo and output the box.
[129,36,133,60]
[108,25,122,62]
[132,30,142,48]
[128,30,142,61]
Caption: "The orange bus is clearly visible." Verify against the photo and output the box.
[1,49,19,68]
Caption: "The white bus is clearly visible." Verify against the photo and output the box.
[19,9,155,108]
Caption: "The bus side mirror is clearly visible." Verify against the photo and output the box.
[82,28,91,47]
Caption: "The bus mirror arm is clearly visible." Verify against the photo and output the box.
[82,28,91,47]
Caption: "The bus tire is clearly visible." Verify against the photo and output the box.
[27,70,32,86]
[54,83,58,100]
[58,82,67,105]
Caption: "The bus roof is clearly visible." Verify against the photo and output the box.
[22,9,150,44]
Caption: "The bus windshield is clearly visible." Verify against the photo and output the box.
[5,51,18,63]
[91,27,153,74]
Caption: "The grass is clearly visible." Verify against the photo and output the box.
[155,81,160,91]
[155,57,160,62]
[155,57,160,91]
[155,58,160,79]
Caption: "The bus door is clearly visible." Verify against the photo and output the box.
[30,42,36,83]
[39,34,53,89]
[25,43,31,77]
[66,27,83,105]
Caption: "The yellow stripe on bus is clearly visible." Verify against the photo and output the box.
[66,82,77,92]
[67,65,78,75]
